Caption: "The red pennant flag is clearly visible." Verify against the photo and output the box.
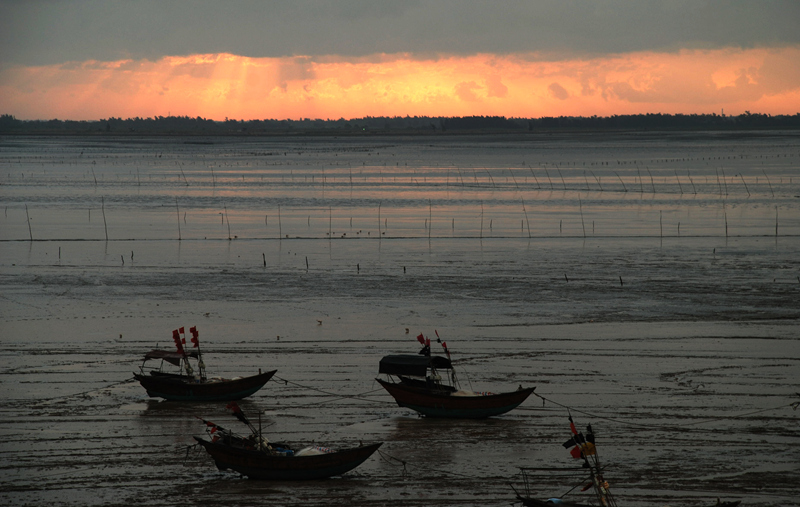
[179,326,185,334]
[570,446,582,459]
[416,333,425,344]
[190,326,199,347]
[569,415,577,435]
[172,329,184,354]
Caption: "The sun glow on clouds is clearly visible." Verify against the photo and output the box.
[2,47,799,120]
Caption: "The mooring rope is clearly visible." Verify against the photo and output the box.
[269,375,394,407]
[32,377,137,406]
[532,390,800,431]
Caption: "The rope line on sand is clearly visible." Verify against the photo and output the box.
[376,448,488,480]
[32,377,137,406]
[532,391,800,430]
[269,375,394,407]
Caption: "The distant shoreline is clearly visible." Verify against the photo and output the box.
[2,112,799,137]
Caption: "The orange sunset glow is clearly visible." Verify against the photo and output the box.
[2,47,799,121]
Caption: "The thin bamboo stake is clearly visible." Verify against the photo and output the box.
[720,167,728,195]
[528,166,541,189]
[738,174,750,196]
[510,169,520,190]
[775,206,779,237]
[480,201,484,239]
[646,167,655,193]
[590,170,602,191]
[557,166,567,190]
[101,197,108,241]
[687,170,697,194]
[428,200,432,240]
[175,197,181,240]
[724,209,728,238]
[674,170,683,194]
[224,204,231,240]
[25,204,32,241]
[614,171,627,192]
[543,166,554,189]
[522,199,531,238]
[762,169,774,197]
[579,197,586,238]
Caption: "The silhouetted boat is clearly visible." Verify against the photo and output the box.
[376,333,534,418]
[512,419,743,507]
[512,417,617,507]
[194,403,382,480]
[134,326,275,401]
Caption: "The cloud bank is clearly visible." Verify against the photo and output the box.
[2,48,798,120]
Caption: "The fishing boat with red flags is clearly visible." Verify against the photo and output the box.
[134,326,276,401]
[376,331,535,418]
[512,416,742,507]
[193,402,383,480]
[512,416,618,507]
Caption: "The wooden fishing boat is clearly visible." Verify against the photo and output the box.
[376,333,534,418]
[512,417,618,507]
[195,437,382,480]
[134,326,276,401]
[512,417,744,507]
[194,404,382,480]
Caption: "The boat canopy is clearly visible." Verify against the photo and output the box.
[144,349,199,366]
[379,354,453,377]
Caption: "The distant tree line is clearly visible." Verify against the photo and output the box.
[1,112,799,135]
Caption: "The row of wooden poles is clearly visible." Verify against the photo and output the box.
[18,197,784,242]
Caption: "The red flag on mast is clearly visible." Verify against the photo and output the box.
[172,329,184,354]
[190,326,199,347]
[416,333,425,344]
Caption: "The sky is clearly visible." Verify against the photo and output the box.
[1,0,799,121]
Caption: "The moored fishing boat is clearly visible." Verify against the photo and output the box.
[512,417,617,507]
[134,326,276,401]
[194,403,383,480]
[377,332,535,418]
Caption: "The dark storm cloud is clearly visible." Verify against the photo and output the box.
[1,0,799,66]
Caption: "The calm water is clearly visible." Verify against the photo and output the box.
[1,132,799,506]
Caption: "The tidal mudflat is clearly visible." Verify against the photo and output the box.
[1,132,799,506]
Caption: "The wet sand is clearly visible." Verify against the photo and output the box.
[1,132,799,506]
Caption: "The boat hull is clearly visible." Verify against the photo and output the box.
[194,438,382,480]
[517,498,593,507]
[376,378,534,418]
[134,370,276,401]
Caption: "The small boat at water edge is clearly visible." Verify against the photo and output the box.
[377,332,535,419]
[134,326,276,401]
[512,417,742,507]
[513,417,617,507]
[194,403,383,480]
